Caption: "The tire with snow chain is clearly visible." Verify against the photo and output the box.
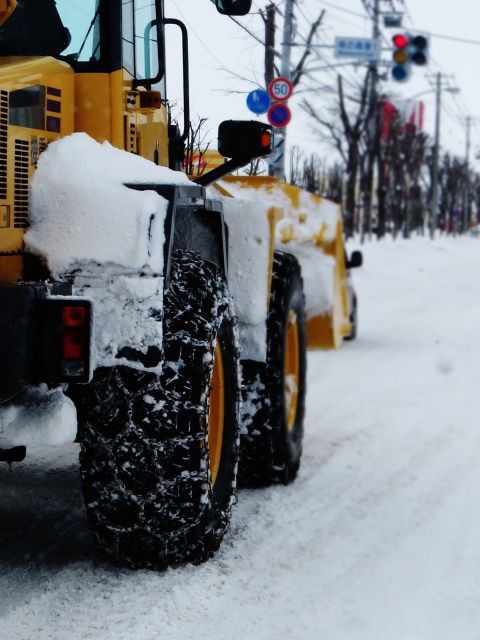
[344,292,357,341]
[239,251,306,487]
[76,251,240,569]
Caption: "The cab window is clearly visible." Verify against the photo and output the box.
[55,0,101,62]
[122,0,164,85]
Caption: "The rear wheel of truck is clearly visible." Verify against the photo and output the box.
[239,251,306,486]
[77,251,240,569]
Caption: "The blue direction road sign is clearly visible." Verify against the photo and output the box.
[246,89,271,115]
[334,36,380,61]
[267,103,291,128]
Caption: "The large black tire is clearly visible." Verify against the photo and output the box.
[239,251,306,486]
[344,292,357,341]
[76,251,240,569]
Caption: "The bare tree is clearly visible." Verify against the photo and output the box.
[184,117,210,177]
[301,70,372,238]
[288,145,303,186]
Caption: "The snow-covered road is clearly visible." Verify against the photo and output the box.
[1,237,480,640]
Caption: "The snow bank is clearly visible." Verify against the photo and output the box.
[26,132,189,277]
[0,386,76,447]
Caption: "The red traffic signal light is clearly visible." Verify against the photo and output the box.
[392,33,409,49]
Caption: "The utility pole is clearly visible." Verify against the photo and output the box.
[263,3,276,88]
[463,115,472,233]
[271,0,294,180]
[430,72,442,239]
[361,0,380,243]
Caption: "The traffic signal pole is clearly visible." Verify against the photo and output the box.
[271,0,294,179]
[361,0,380,242]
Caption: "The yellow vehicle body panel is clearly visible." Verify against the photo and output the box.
[0,57,74,280]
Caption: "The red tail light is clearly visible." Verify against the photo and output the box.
[62,329,86,360]
[62,305,87,327]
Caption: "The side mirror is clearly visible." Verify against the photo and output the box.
[215,0,252,15]
[347,250,363,269]
[218,120,273,161]
[0,0,17,27]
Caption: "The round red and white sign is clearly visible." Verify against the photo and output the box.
[267,76,294,102]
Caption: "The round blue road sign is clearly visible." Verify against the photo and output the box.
[246,89,271,115]
[267,103,292,128]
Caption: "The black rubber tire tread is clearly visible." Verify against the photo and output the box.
[76,251,240,569]
[344,293,357,341]
[238,251,307,487]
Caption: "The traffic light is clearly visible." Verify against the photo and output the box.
[410,35,429,66]
[391,33,429,82]
[391,33,411,82]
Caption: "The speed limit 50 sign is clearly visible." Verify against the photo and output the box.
[267,76,293,102]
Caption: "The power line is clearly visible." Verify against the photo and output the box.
[318,0,369,20]
[170,0,226,68]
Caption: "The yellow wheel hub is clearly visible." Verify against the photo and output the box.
[208,340,225,487]
[284,309,300,432]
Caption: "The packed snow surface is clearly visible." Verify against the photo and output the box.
[1,236,480,639]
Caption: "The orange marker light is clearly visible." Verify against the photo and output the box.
[260,132,272,150]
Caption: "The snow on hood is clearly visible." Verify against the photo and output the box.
[25,133,189,277]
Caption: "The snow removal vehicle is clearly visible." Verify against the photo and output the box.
[0,0,357,568]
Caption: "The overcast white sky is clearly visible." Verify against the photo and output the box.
[164,0,480,167]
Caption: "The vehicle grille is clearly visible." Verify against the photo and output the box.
[14,139,29,228]
[0,90,8,201]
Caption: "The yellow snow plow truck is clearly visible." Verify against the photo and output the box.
[0,0,361,569]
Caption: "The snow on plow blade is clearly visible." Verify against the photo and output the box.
[214,176,352,349]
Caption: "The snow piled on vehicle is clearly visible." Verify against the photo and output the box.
[26,133,189,372]
[73,272,164,372]
[26,132,189,275]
